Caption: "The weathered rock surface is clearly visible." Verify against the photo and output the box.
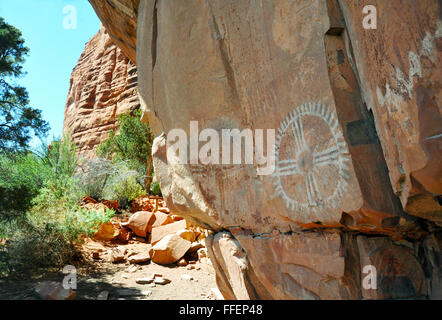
[150,234,191,265]
[63,26,139,157]
[150,219,188,244]
[89,0,441,299]
[88,0,139,63]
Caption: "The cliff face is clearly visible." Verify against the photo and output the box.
[89,0,442,299]
[63,26,139,158]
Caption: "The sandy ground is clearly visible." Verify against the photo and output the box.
[0,238,218,300]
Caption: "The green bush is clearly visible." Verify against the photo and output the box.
[97,108,156,192]
[75,158,115,201]
[0,152,49,219]
[0,206,114,276]
[150,181,162,196]
[104,162,144,209]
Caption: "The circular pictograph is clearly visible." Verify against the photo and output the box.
[273,102,351,212]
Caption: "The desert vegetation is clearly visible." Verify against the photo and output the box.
[0,16,160,276]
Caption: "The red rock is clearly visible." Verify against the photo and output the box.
[110,247,126,263]
[150,234,191,265]
[81,196,98,205]
[150,220,188,245]
[127,211,155,237]
[62,26,139,158]
[94,221,120,241]
[128,252,151,264]
[177,258,188,267]
[131,196,154,213]
[100,200,119,211]
[86,0,442,300]
[117,227,132,242]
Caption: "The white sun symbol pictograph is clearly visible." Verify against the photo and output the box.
[273,102,352,212]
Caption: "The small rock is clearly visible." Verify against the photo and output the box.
[181,274,193,281]
[154,277,171,285]
[197,248,208,259]
[110,247,126,263]
[150,234,191,265]
[141,290,152,297]
[94,221,120,241]
[151,273,162,278]
[115,289,139,297]
[177,258,188,267]
[188,241,205,253]
[186,265,195,270]
[92,251,101,260]
[127,265,138,273]
[128,253,151,264]
[136,277,154,284]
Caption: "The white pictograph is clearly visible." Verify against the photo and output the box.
[273,102,351,212]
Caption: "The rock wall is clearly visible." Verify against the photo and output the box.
[89,0,442,299]
[63,26,139,158]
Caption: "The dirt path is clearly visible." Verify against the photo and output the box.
[0,238,218,300]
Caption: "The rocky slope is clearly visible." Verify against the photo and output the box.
[63,26,139,158]
[89,0,442,299]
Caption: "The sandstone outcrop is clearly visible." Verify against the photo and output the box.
[89,0,441,299]
[63,26,139,158]
[88,0,139,63]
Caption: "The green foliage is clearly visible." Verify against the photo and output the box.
[150,181,162,196]
[0,206,114,276]
[103,162,144,208]
[0,152,49,219]
[0,135,117,276]
[0,17,49,152]
[97,108,156,191]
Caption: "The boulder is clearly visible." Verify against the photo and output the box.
[127,211,155,237]
[94,221,120,241]
[150,234,191,265]
[150,220,188,244]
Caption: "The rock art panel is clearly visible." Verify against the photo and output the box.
[88,0,442,299]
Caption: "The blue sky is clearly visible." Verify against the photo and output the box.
[0,0,101,146]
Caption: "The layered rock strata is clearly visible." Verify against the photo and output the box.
[63,26,139,157]
[89,0,442,299]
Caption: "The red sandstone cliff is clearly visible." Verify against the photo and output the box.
[63,26,139,157]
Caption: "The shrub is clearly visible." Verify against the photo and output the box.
[104,162,145,209]
[75,158,116,201]
[0,206,114,276]
[97,108,155,192]
[0,152,49,220]
[150,181,162,196]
